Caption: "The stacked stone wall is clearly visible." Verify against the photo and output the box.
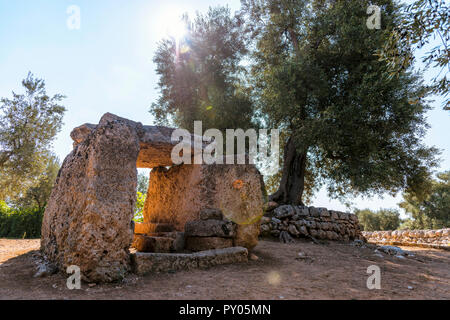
[362,229,449,249]
[260,204,363,241]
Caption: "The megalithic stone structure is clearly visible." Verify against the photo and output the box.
[41,113,264,282]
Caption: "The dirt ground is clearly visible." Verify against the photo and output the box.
[0,238,449,300]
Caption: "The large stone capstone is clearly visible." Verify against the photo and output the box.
[70,112,201,168]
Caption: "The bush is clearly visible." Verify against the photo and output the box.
[133,191,145,223]
[355,208,402,231]
[0,202,44,238]
[399,171,450,229]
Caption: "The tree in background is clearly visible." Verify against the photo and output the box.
[137,171,149,194]
[241,0,437,205]
[379,0,449,110]
[150,6,255,133]
[355,208,401,231]
[0,72,66,200]
[133,171,149,222]
[399,171,450,229]
[0,200,44,238]
[13,154,60,211]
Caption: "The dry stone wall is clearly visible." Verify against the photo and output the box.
[362,229,450,249]
[260,203,363,241]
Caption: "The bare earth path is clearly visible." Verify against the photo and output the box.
[0,238,449,300]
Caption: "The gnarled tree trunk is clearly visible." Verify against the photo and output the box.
[269,136,306,205]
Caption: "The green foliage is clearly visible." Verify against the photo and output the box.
[137,172,149,194]
[0,200,8,212]
[133,191,146,222]
[13,154,60,210]
[399,171,450,229]
[0,204,44,238]
[378,0,449,110]
[0,72,66,200]
[355,208,401,231]
[241,0,438,202]
[134,172,149,222]
[150,6,256,133]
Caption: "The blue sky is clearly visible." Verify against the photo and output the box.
[0,0,448,215]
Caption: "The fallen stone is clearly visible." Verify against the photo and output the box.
[378,245,408,256]
[131,247,248,274]
[279,230,294,243]
[249,253,259,261]
[34,262,58,278]
[234,223,260,250]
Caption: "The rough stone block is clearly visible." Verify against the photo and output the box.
[132,235,173,253]
[339,212,350,220]
[295,206,310,216]
[131,247,248,275]
[330,210,340,220]
[185,219,236,238]
[309,207,320,217]
[274,205,295,219]
[318,208,330,217]
[41,113,142,282]
[185,237,233,251]
[288,224,300,237]
[172,232,185,252]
